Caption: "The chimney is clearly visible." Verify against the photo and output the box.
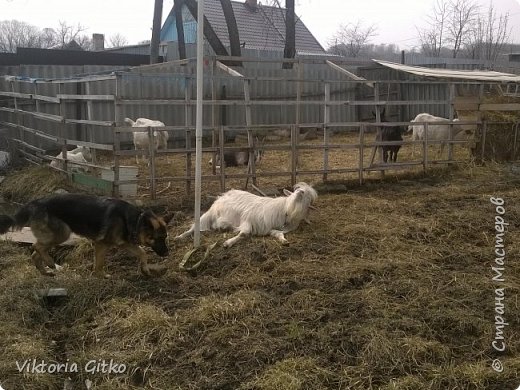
[92,33,105,51]
[245,0,257,11]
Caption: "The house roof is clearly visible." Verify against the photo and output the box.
[374,60,520,83]
[162,0,325,54]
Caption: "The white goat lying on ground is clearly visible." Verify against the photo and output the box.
[175,182,318,247]
[49,146,91,172]
[408,113,475,156]
[124,117,169,164]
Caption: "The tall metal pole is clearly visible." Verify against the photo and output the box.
[194,0,204,247]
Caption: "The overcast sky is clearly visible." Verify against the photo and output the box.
[2,0,520,50]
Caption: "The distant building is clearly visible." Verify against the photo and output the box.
[161,0,324,55]
[509,53,520,62]
[109,0,325,60]
[0,46,160,66]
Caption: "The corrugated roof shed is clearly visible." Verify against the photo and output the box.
[161,0,325,54]
[374,59,520,82]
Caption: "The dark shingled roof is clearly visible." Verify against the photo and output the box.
[164,0,325,54]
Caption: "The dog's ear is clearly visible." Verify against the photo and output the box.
[283,189,293,196]
[163,213,175,225]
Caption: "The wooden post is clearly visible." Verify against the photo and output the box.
[218,125,226,191]
[148,127,157,199]
[481,120,487,161]
[85,81,97,164]
[295,59,302,172]
[10,81,22,162]
[113,129,121,197]
[513,122,519,161]
[113,74,122,197]
[185,75,192,194]
[211,58,218,177]
[243,78,255,188]
[323,82,330,182]
[369,83,383,169]
[447,83,455,162]
[290,124,297,186]
[33,83,42,151]
[58,83,68,174]
[423,122,429,172]
[359,123,365,185]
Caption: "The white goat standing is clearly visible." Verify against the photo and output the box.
[49,146,91,172]
[408,113,474,156]
[124,117,169,164]
[175,182,318,247]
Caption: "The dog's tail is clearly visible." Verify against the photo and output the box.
[0,204,34,233]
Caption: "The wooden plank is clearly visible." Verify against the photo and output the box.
[1,227,81,246]
[326,60,374,88]
[480,103,520,111]
[57,94,115,101]
[0,107,64,123]
[11,138,45,153]
[216,60,244,78]
[0,91,32,99]
[65,118,114,126]
[48,74,117,84]
[117,98,451,107]
[33,94,60,103]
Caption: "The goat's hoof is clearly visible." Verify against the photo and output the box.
[223,241,234,248]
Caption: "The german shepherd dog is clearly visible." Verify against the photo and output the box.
[0,194,173,278]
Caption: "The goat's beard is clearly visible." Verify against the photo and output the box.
[285,197,312,229]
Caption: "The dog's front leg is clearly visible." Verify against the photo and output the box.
[32,243,57,276]
[123,244,151,276]
[93,242,110,278]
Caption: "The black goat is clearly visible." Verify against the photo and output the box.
[375,109,404,163]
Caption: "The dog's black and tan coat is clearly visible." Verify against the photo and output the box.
[0,194,172,277]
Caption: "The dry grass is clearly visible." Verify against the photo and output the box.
[0,166,71,203]
[0,143,519,389]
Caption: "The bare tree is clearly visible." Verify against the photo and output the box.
[465,3,510,64]
[0,20,42,52]
[220,0,242,65]
[328,21,377,58]
[447,0,480,58]
[108,33,129,48]
[417,0,480,58]
[417,0,449,57]
[183,0,230,57]
[53,20,89,48]
[174,0,187,59]
[40,28,56,49]
[150,0,163,64]
[283,0,296,69]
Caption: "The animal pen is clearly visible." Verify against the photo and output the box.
[1,56,519,199]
